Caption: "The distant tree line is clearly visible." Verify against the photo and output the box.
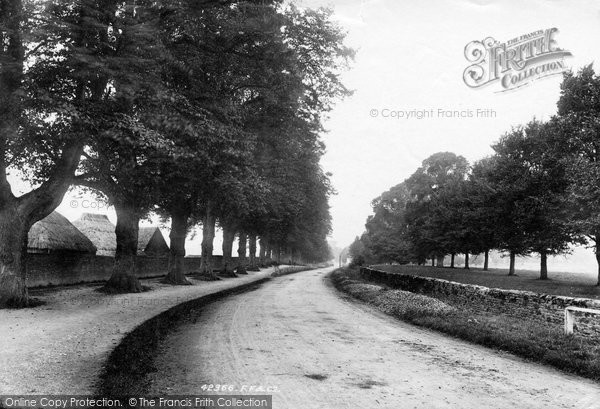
[0,0,353,306]
[350,65,600,286]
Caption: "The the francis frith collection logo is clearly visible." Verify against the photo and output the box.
[463,28,572,92]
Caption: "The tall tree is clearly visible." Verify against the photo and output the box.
[0,0,123,306]
[72,0,171,292]
[487,121,576,278]
[155,0,268,281]
[555,65,600,285]
[405,152,469,265]
[467,158,502,271]
[364,182,412,264]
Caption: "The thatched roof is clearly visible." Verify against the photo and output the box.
[72,213,116,256]
[138,227,169,256]
[73,213,168,257]
[28,211,97,254]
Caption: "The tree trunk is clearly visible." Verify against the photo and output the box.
[102,201,143,293]
[0,206,29,307]
[540,251,548,280]
[265,241,272,263]
[247,235,259,271]
[431,257,435,267]
[596,239,600,286]
[0,1,28,307]
[0,146,83,305]
[508,251,516,276]
[199,205,218,279]
[237,232,248,274]
[450,253,455,268]
[163,208,191,285]
[484,250,489,271]
[285,247,292,264]
[464,253,469,269]
[258,237,267,267]
[220,221,236,277]
[436,255,444,268]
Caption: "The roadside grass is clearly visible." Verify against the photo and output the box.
[331,267,600,382]
[374,264,600,299]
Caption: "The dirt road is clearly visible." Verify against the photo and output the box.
[0,268,278,394]
[146,267,600,408]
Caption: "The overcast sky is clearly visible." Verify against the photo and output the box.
[294,0,600,250]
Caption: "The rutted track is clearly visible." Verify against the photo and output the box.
[143,267,600,408]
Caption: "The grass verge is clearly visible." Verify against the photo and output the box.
[331,267,600,382]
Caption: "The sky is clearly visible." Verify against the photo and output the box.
[295,0,600,251]
[16,0,600,267]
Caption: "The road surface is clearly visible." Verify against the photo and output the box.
[145,267,600,408]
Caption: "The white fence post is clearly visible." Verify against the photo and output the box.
[564,306,600,336]
[564,308,574,335]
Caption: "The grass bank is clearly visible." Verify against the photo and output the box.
[331,267,600,382]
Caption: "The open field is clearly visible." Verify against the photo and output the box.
[373,264,600,299]
[332,267,600,382]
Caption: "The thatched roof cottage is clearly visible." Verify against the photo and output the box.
[28,211,97,254]
[73,213,169,257]
[72,213,116,256]
[138,227,170,257]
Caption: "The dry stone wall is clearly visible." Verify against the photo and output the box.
[360,267,600,338]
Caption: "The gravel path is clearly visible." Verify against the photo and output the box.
[146,267,600,409]
[0,268,277,394]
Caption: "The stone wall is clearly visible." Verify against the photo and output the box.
[27,253,237,287]
[360,267,600,337]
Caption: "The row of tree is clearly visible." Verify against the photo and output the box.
[0,0,353,306]
[351,65,600,285]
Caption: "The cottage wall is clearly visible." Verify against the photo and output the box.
[27,253,236,287]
